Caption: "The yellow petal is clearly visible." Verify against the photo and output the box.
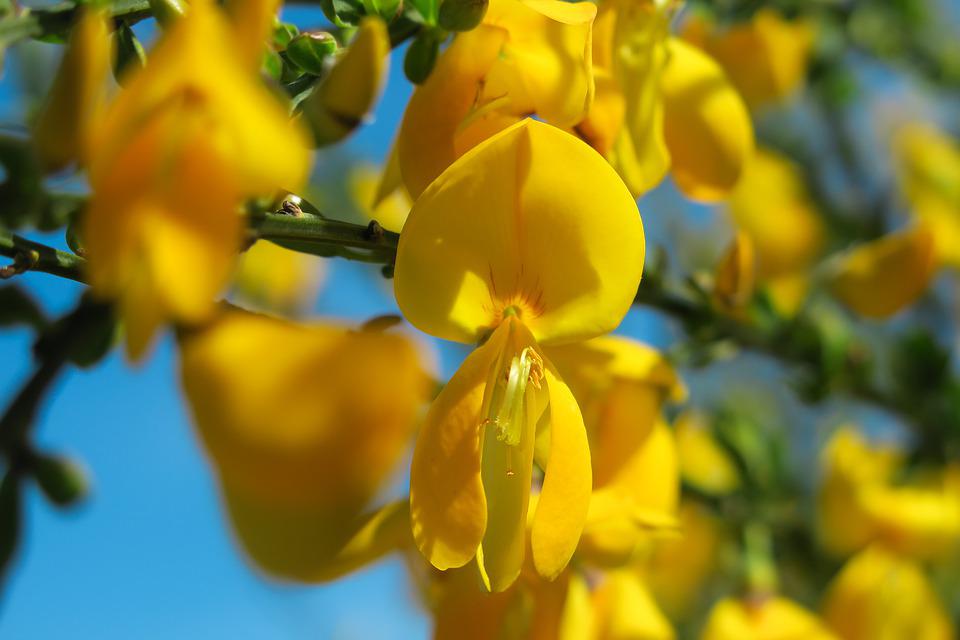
[702,597,836,640]
[32,7,113,172]
[226,0,280,70]
[572,69,626,158]
[828,225,936,319]
[481,0,596,126]
[350,162,412,234]
[303,17,390,147]
[822,546,954,640]
[397,25,508,198]
[661,37,754,202]
[592,571,675,640]
[675,411,741,496]
[232,240,326,314]
[682,9,814,109]
[728,148,825,279]
[410,322,512,570]
[894,122,960,211]
[222,494,411,581]
[530,364,591,580]
[394,119,644,345]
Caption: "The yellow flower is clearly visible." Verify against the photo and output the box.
[547,337,683,566]
[643,500,725,618]
[701,596,837,640]
[818,427,960,560]
[827,225,936,319]
[822,546,954,640]
[349,161,412,234]
[575,0,754,201]
[682,9,814,109]
[726,148,825,316]
[395,119,644,591]
[83,0,311,359]
[396,0,596,198]
[303,17,391,146]
[232,240,326,314]
[893,122,960,268]
[592,570,675,640]
[32,8,113,172]
[178,307,429,581]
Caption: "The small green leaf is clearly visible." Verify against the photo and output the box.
[404,28,441,84]
[438,0,486,32]
[0,285,47,330]
[273,21,299,49]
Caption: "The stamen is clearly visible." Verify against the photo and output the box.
[483,346,544,448]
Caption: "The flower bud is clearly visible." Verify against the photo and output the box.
[302,17,390,146]
[438,0,487,32]
[285,31,338,75]
[403,28,441,84]
[33,454,89,507]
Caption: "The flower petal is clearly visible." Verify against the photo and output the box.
[661,37,754,202]
[530,365,591,580]
[410,322,512,570]
[394,119,644,345]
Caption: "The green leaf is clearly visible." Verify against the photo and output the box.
[0,135,45,230]
[0,285,47,330]
[285,32,338,76]
[407,0,438,23]
[273,21,299,49]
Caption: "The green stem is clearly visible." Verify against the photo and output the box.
[250,211,399,265]
[0,231,87,283]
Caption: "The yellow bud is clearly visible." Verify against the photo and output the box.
[713,231,756,312]
[827,225,936,319]
[303,17,390,147]
[33,8,113,172]
[702,596,837,640]
[232,240,326,314]
[676,411,741,496]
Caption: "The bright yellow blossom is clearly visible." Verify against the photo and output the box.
[591,570,675,640]
[726,148,825,315]
[396,0,596,198]
[682,9,814,109]
[83,0,311,359]
[827,225,936,319]
[350,162,412,234]
[232,240,326,314]
[893,122,960,267]
[575,0,754,201]
[822,545,954,640]
[675,411,741,496]
[713,231,757,313]
[818,427,960,560]
[702,596,837,640]
[32,8,113,172]
[179,307,428,581]
[395,119,644,591]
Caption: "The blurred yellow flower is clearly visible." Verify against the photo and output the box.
[822,545,954,640]
[83,0,311,359]
[396,0,596,198]
[818,427,960,560]
[827,225,936,319]
[303,17,390,146]
[349,161,412,234]
[727,148,825,316]
[179,307,428,581]
[644,500,725,618]
[232,240,326,314]
[547,337,683,566]
[592,570,675,640]
[394,120,644,591]
[893,122,960,268]
[682,9,814,109]
[575,0,754,201]
[701,596,837,640]
[33,8,113,172]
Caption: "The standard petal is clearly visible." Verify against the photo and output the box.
[394,119,644,345]
[661,37,754,202]
[530,365,591,580]
[410,322,511,570]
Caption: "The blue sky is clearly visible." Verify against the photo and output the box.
[0,8,675,637]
